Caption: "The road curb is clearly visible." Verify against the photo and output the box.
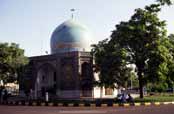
[1,101,174,107]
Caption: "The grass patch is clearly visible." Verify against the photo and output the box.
[134,94,174,102]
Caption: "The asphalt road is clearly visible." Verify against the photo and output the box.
[0,104,174,114]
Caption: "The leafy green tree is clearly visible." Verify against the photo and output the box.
[110,3,172,98]
[91,39,132,92]
[144,35,174,92]
[0,43,28,84]
[146,82,168,92]
[156,0,173,5]
[166,34,174,88]
[92,2,173,98]
[91,0,173,98]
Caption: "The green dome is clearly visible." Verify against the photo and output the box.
[50,20,91,54]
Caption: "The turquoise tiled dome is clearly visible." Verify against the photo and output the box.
[50,19,91,54]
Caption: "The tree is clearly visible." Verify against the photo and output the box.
[156,0,173,5]
[166,34,174,88]
[91,39,132,93]
[110,2,173,98]
[0,43,28,84]
[91,0,173,98]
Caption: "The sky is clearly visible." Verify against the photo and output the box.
[0,0,174,56]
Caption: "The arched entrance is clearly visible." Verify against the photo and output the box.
[81,62,93,97]
[35,63,57,99]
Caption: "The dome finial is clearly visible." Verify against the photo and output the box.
[70,8,75,19]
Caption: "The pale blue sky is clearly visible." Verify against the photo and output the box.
[0,0,174,56]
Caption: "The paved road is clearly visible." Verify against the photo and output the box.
[0,105,174,114]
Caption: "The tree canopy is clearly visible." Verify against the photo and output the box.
[91,39,132,89]
[156,0,173,5]
[0,43,28,84]
[91,1,174,98]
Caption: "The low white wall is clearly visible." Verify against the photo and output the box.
[93,86,118,98]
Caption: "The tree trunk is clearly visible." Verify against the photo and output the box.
[137,70,143,98]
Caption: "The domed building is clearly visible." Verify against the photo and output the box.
[21,19,118,100]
